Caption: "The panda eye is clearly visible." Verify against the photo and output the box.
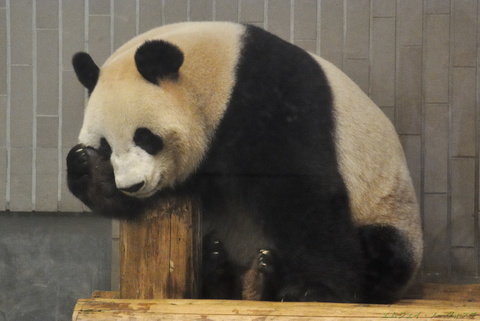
[98,138,112,159]
[134,128,163,155]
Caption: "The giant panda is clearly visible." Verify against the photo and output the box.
[66,21,422,303]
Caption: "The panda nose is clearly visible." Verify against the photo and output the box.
[119,181,144,194]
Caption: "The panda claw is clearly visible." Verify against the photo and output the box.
[257,248,275,274]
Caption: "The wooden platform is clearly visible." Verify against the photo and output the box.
[72,284,480,321]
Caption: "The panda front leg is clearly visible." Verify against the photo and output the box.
[66,144,146,219]
[201,235,240,299]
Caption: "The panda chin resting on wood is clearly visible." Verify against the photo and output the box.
[66,21,422,304]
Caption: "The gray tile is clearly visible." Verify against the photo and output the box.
[343,59,369,94]
[294,0,316,40]
[37,116,58,148]
[424,14,450,104]
[61,70,85,148]
[11,0,33,65]
[11,66,33,147]
[424,104,448,193]
[345,0,369,59]
[0,9,6,95]
[0,95,5,147]
[113,0,137,49]
[293,39,316,53]
[396,0,423,46]
[37,29,59,116]
[370,17,395,107]
[0,0,5,8]
[163,0,188,25]
[451,67,476,157]
[399,135,422,203]
[319,0,344,69]
[90,0,110,15]
[267,0,291,41]
[9,147,32,211]
[240,0,264,23]
[89,15,112,65]
[423,194,449,281]
[451,157,475,247]
[451,247,477,280]
[36,0,58,29]
[380,106,395,124]
[35,148,58,211]
[453,0,477,67]
[138,0,162,33]
[372,0,395,17]
[395,46,422,135]
[190,0,213,21]
[62,0,85,71]
[425,0,451,14]
[0,147,6,210]
[214,0,238,22]
[59,147,85,212]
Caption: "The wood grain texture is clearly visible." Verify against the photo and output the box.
[73,292,480,321]
[120,196,201,299]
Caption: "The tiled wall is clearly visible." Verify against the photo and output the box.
[0,0,479,283]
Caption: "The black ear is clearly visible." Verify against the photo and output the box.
[72,52,100,94]
[134,40,184,84]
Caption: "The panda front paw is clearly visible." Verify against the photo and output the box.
[66,144,102,202]
[67,144,91,178]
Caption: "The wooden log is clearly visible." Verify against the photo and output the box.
[120,196,201,299]
[72,296,480,321]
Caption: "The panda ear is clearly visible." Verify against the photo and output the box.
[134,40,184,85]
[72,52,100,95]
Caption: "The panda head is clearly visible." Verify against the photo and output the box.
[72,40,211,198]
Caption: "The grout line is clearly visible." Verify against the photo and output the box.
[238,0,241,23]
[85,0,89,52]
[212,0,216,21]
[136,0,139,35]
[161,0,165,25]
[316,0,321,56]
[110,0,114,53]
[57,0,63,210]
[5,0,10,210]
[290,0,294,43]
[32,0,37,210]
[263,0,268,30]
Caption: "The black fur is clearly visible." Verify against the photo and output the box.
[72,52,100,94]
[191,25,363,302]
[359,225,415,303]
[135,40,184,84]
[67,24,416,303]
[134,128,164,155]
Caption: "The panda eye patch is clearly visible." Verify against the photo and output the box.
[98,138,112,158]
[134,128,164,155]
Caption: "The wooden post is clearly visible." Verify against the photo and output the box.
[119,196,201,299]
